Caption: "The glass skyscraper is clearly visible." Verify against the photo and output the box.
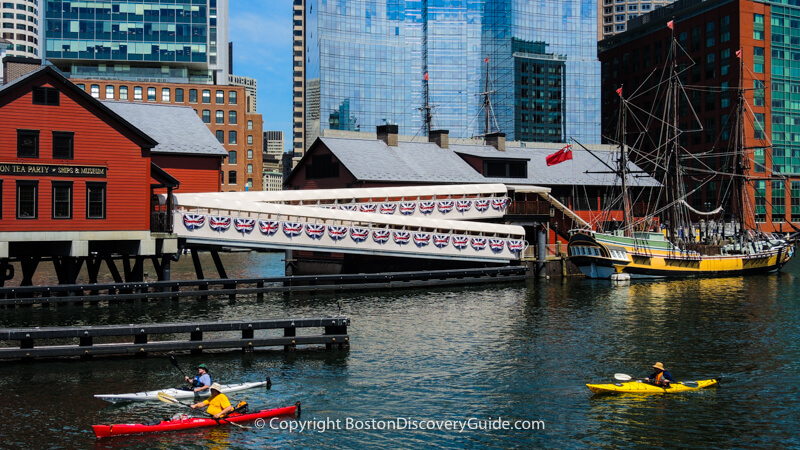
[295,0,601,154]
[43,0,228,84]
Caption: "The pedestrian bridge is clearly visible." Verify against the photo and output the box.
[169,184,527,263]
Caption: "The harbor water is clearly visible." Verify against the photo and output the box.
[1,251,799,448]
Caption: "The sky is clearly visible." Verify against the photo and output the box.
[229,0,294,153]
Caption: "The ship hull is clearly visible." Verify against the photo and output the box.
[568,231,793,279]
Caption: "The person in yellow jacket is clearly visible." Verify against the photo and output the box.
[190,383,233,419]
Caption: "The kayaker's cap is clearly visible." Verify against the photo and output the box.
[652,362,665,371]
[197,364,209,371]
[210,383,223,393]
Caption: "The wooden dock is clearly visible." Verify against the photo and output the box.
[0,266,528,307]
[0,317,349,361]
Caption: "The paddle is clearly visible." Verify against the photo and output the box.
[157,392,250,429]
[170,356,188,378]
[615,373,701,388]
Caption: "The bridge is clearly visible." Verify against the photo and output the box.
[169,184,527,264]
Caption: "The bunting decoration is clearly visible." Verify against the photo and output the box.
[470,237,487,251]
[372,229,391,244]
[233,218,255,234]
[328,225,348,241]
[491,198,508,211]
[433,234,450,248]
[209,216,232,232]
[456,200,472,212]
[438,200,454,214]
[258,220,279,236]
[380,203,397,215]
[413,232,431,247]
[282,222,304,237]
[475,199,490,212]
[350,227,370,242]
[453,235,469,249]
[393,231,411,245]
[183,213,206,230]
[305,223,326,239]
[489,238,505,253]
[399,202,417,215]
[339,204,357,211]
[360,204,377,213]
[419,201,436,214]
[507,240,525,254]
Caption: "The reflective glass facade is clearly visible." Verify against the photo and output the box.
[301,0,600,151]
[768,3,800,175]
[44,0,227,84]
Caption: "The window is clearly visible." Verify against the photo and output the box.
[189,89,198,103]
[202,89,211,103]
[89,84,99,98]
[228,171,237,184]
[32,87,59,106]
[86,183,106,219]
[52,181,72,219]
[52,131,73,159]
[216,110,224,124]
[202,110,210,123]
[247,149,253,159]
[216,90,224,104]
[216,130,224,143]
[229,91,237,104]
[147,87,156,101]
[134,86,142,100]
[306,154,340,179]
[229,111,237,124]
[247,178,253,189]
[773,181,786,222]
[484,160,527,178]
[175,88,184,102]
[17,129,38,158]
[229,131,237,144]
[247,120,253,130]
[16,180,37,219]
[120,86,128,100]
[162,88,170,102]
[247,164,253,174]
[247,135,253,145]
[105,85,114,99]
[228,150,237,164]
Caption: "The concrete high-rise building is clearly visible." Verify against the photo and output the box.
[598,0,674,40]
[1,0,39,59]
[43,0,229,85]
[263,130,284,159]
[228,74,256,112]
[293,0,601,157]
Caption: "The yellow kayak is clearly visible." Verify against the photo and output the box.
[587,379,718,394]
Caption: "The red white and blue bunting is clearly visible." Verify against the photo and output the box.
[453,235,469,249]
[507,240,525,254]
[413,232,430,247]
[489,238,505,253]
[380,203,397,215]
[475,199,490,212]
[183,213,206,230]
[399,202,416,215]
[282,222,304,237]
[456,200,472,212]
[305,223,326,239]
[491,198,508,211]
[209,216,231,232]
[328,225,348,241]
[393,231,411,245]
[372,229,390,244]
[234,218,255,234]
[433,234,450,248]
[350,227,369,242]
[470,237,487,251]
[438,200,454,214]
[360,204,377,213]
[419,201,435,214]
[259,220,279,236]
[339,204,357,211]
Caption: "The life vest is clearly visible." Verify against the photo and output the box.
[192,374,212,387]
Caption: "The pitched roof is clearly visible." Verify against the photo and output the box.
[318,136,486,184]
[102,101,227,156]
[453,144,660,187]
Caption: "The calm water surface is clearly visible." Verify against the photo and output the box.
[1,251,799,448]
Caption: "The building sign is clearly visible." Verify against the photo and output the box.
[0,163,107,178]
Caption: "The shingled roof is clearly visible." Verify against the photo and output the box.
[102,101,227,157]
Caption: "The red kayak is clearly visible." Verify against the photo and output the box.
[93,402,299,438]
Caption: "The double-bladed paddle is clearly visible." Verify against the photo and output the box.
[156,392,250,429]
[170,355,188,378]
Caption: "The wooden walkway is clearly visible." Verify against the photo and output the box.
[0,317,349,360]
[0,266,528,307]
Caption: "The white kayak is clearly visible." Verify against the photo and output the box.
[95,380,269,403]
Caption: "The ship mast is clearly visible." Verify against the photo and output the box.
[732,46,748,235]
[618,92,632,236]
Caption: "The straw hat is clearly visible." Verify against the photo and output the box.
[210,383,223,392]
[652,362,666,371]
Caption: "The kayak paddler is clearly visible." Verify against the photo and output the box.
[645,362,674,387]
[186,363,212,393]
[191,383,233,419]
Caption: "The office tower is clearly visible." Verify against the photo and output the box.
[598,0,674,40]
[0,0,39,59]
[44,0,229,84]
[293,0,601,156]
[228,74,256,112]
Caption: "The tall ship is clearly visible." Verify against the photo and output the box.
[568,29,795,280]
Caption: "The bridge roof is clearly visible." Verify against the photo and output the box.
[102,101,227,157]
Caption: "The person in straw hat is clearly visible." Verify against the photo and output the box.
[191,383,233,419]
[645,362,674,387]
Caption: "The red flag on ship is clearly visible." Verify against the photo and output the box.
[667,20,674,30]
[424,72,429,81]
[546,143,573,166]
[484,55,489,63]
[616,87,623,97]
[735,48,742,58]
